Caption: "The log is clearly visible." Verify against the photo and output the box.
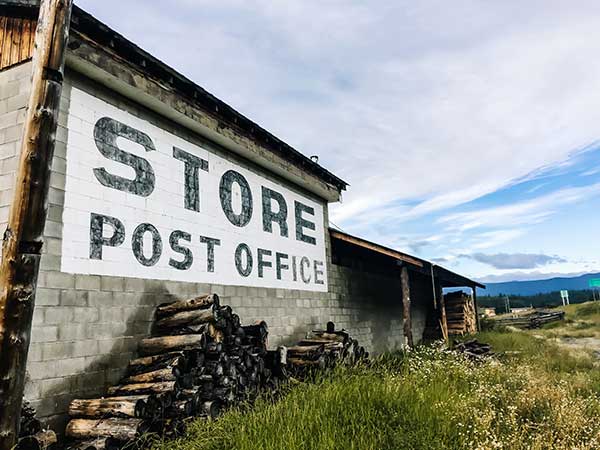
[68,397,148,419]
[122,368,178,384]
[107,382,176,397]
[16,430,57,450]
[65,418,148,441]
[298,339,344,350]
[156,294,219,317]
[156,309,221,330]
[288,356,327,369]
[179,389,201,411]
[311,332,347,343]
[66,437,121,450]
[197,401,220,419]
[242,321,268,339]
[167,400,193,418]
[127,352,186,375]
[287,345,324,358]
[138,334,207,356]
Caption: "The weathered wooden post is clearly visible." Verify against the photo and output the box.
[0,0,72,447]
[472,286,480,332]
[437,279,448,342]
[400,265,413,347]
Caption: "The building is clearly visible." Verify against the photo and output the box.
[0,1,483,428]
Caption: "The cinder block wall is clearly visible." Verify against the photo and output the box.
[0,62,31,231]
[0,65,422,430]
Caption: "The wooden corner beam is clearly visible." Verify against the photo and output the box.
[0,1,73,448]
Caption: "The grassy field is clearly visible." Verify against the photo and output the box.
[152,302,600,450]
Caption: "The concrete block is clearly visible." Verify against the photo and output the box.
[32,308,45,325]
[75,275,101,291]
[60,289,88,306]
[0,124,22,145]
[30,326,58,343]
[0,83,18,102]
[36,288,60,306]
[40,254,61,271]
[75,371,106,393]
[101,277,125,292]
[72,307,100,323]
[23,379,40,401]
[27,361,59,380]
[124,277,145,292]
[44,307,73,325]
[57,357,87,376]
[98,307,124,323]
[57,324,89,341]
[27,343,43,362]
[88,291,114,306]
[43,271,74,289]
[6,92,29,111]
[46,204,62,222]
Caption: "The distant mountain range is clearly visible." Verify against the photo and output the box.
[477,272,600,297]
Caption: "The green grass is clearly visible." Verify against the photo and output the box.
[152,336,600,450]
[149,302,600,450]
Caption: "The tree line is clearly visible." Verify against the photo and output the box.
[478,289,599,313]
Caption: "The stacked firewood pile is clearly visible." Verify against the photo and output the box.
[444,291,477,336]
[452,339,493,359]
[493,310,565,329]
[64,294,286,450]
[15,402,58,450]
[286,322,367,375]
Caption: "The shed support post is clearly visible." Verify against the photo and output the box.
[0,1,73,448]
[437,280,448,343]
[400,265,413,347]
[472,286,480,332]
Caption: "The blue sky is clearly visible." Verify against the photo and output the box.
[76,0,600,283]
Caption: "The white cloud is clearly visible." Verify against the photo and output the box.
[437,183,600,232]
[464,252,566,270]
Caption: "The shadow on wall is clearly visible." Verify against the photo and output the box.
[25,280,179,435]
[304,264,404,355]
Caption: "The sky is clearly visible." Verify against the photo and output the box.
[75,0,600,283]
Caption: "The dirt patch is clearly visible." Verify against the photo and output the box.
[560,337,600,358]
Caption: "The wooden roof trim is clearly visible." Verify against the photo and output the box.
[434,265,486,289]
[330,229,424,268]
[329,228,485,289]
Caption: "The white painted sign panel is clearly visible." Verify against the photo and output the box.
[61,88,328,292]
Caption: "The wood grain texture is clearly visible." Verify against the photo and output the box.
[0,16,36,70]
[0,1,73,448]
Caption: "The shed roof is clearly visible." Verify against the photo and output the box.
[2,0,348,194]
[330,229,485,289]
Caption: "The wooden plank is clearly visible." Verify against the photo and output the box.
[0,17,36,70]
[1,17,14,69]
[10,16,22,67]
[0,17,6,66]
[19,19,32,61]
[28,18,36,56]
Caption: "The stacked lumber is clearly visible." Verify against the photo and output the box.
[286,322,367,376]
[444,291,477,336]
[15,402,58,450]
[64,294,286,450]
[452,339,492,359]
